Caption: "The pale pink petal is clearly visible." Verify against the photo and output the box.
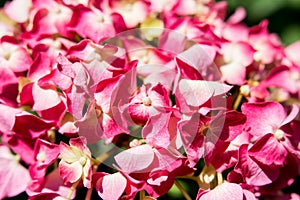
[227,7,246,24]
[178,79,232,107]
[199,182,243,200]
[0,145,31,199]
[4,0,31,23]
[82,159,92,188]
[285,41,300,66]
[32,83,61,111]
[114,144,155,173]
[220,62,246,85]
[97,172,127,200]
[176,44,218,80]
[243,189,256,200]
[59,142,80,163]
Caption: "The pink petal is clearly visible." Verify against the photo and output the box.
[178,79,232,107]
[114,144,155,173]
[176,44,218,80]
[143,113,172,147]
[242,102,286,136]
[220,62,246,85]
[0,145,31,199]
[59,161,82,184]
[281,104,299,126]
[59,142,80,163]
[32,83,61,111]
[97,172,127,200]
[285,41,300,66]
[4,0,31,23]
[75,103,103,144]
[248,133,288,166]
[199,182,243,200]
[69,136,89,154]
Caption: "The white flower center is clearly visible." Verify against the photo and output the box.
[240,85,250,96]
[36,151,46,163]
[274,129,284,140]
[142,96,152,106]
[79,156,87,166]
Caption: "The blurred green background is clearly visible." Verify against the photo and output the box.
[1,0,300,45]
[224,0,300,45]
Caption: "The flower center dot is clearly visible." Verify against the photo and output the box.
[79,156,87,166]
[142,96,152,106]
[36,151,46,163]
[274,129,284,140]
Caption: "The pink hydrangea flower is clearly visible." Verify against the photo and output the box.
[59,136,92,188]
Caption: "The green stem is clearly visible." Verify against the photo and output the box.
[139,190,145,200]
[233,93,243,110]
[174,180,192,200]
[176,175,201,188]
[67,180,80,200]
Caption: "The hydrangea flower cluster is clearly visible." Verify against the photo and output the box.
[0,0,300,199]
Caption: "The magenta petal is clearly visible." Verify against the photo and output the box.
[249,133,288,166]
[114,144,155,173]
[242,102,286,136]
[234,144,280,186]
[281,104,299,126]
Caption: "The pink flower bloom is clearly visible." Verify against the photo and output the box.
[68,5,116,43]
[19,0,73,43]
[179,110,246,166]
[0,36,32,73]
[0,104,55,164]
[59,136,92,188]
[219,41,255,85]
[248,20,284,64]
[0,145,31,199]
[127,83,171,125]
[242,102,299,165]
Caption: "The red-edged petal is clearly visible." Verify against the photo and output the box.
[59,161,82,184]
